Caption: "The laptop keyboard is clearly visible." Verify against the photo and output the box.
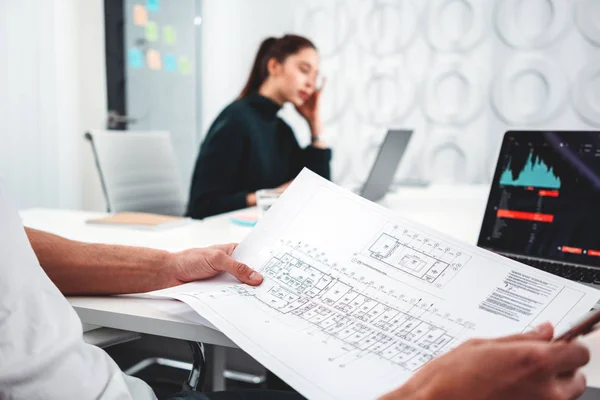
[506,255,600,285]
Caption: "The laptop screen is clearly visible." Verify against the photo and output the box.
[360,130,413,202]
[478,131,600,267]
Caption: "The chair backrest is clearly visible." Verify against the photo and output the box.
[85,130,186,216]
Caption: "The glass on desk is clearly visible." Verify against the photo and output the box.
[256,189,283,218]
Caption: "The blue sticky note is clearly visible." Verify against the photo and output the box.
[230,217,257,227]
[128,48,144,69]
[230,213,258,227]
[146,0,159,12]
[164,54,177,72]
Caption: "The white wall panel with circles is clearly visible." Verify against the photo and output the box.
[420,130,476,184]
[201,0,600,186]
[575,0,600,46]
[573,64,600,127]
[422,59,487,125]
[425,0,489,53]
[494,0,572,49]
[356,0,420,57]
[491,54,569,125]
[354,60,417,127]
[295,0,355,60]
[291,0,600,184]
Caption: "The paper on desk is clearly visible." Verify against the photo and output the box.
[150,169,600,400]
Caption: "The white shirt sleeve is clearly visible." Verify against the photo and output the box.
[0,184,156,400]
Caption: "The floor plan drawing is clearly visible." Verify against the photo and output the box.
[361,223,473,288]
[206,244,473,372]
[153,171,600,400]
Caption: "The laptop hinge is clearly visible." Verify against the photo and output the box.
[487,250,600,270]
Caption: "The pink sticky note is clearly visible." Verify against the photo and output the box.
[133,5,148,26]
[146,49,161,70]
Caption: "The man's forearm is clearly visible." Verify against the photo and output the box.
[25,227,174,295]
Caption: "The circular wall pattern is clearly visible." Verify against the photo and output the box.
[573,65,600,126]
[422,61,485,125]
[425,0,486,52]
[294,0,597,186]
[357,0,419,56]
[575,0,600,46]
[354,65,416,126]
[423,138,473,183]
[491,54,568,124]
[299,1,354,58]
[494,0,571,48]
[319,70,354,125]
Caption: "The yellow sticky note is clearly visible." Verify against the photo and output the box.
[147,49,162,70]
[178,56,191,74]
[145,21,158,42]
[133,5,147,26]
[163,25,176,45]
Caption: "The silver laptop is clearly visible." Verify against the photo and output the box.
[359,129,415,202]
[478,130,600,289]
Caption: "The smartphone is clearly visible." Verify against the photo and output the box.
[554,309,600,342]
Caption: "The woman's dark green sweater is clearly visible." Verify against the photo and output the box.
[186,93,332,219]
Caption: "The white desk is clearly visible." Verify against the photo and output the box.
[19,184,490,348]
[20,209,251,250]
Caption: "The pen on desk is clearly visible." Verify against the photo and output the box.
[553,308,600,342]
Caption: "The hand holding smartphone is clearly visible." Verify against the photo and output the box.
[554,309,600,342]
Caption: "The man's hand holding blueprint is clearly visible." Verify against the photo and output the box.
[151,170,599,399]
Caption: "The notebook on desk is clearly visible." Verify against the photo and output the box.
[86,212,190,230]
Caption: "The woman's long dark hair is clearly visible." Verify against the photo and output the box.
[238,34,316,99]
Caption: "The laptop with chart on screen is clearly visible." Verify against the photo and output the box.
[478,130,600,288]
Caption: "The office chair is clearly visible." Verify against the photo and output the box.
[85,130,186,216]
[83,130,206,390]
[83,326,206,391]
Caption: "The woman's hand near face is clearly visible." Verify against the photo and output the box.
[295,85,322,126]
[295,78,326,147]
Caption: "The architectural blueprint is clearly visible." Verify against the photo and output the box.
[152,170,600,400]
[205,243,471,372]
[362,223,472,288]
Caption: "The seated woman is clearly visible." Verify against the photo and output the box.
[186,34,331,219]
